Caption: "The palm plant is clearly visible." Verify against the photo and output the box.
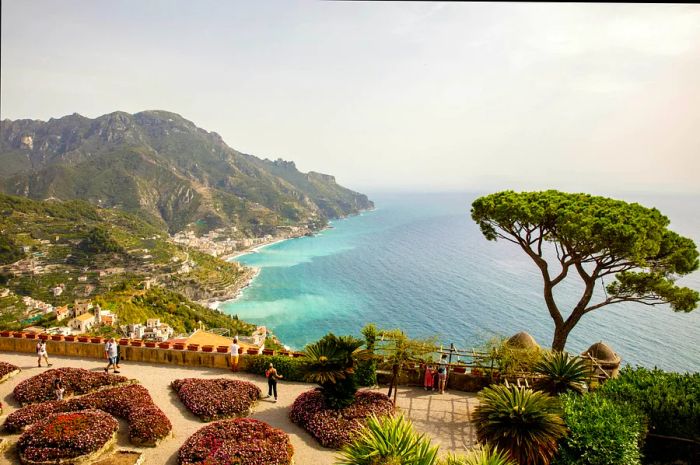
[533,351,591,395]
[303,333,364,409]
[473,385,567,465]
[442,445,516,465]
[336,414,439,465]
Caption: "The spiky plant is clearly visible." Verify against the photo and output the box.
[473,385,567,465]
[441,445,517,465]
[336,414,439,465]
[303,333,364,409]
[533,351,591,395]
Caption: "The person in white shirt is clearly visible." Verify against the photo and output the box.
[230,337,240,372]
[104,338,120,373]
[36,340,51,368]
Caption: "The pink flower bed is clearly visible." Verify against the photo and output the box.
[0,361,20,380]
[172,378,261,422]
[13,368,128,405]
[4,385,171,446]
[178,418,293,465]
[17,410,117,464]
[289,389,394,449]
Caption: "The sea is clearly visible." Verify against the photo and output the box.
[221,192,700,373]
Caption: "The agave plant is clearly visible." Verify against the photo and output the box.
[533,351,591,395]
[473,385,567,465]
[336,414,439,465]
[303,333,364,408]
[442,445,516,465]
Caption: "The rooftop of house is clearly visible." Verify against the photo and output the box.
[74,313,95,322]
[168,329,261,349]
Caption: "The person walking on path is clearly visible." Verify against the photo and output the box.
[265,362,283,402]
[104,337,120,373]
[36,340,51,367]
[437,354,449,394]
[230,338,240,372]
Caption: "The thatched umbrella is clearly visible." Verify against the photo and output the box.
[582,341,621,379]
[506,331,540,350]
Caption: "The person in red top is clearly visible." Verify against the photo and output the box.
[423,364,435,390]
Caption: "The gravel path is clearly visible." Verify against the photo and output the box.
[0,353,478,464]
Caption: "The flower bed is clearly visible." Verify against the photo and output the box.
[172,378,261,422]
[5,384,172,446]
[13,368,129,405]
[290,389,394,448]
[17,409,118,465]
[0,361,21,383]
[178,418,293,465]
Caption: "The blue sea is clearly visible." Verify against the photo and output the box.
[222,192,700,372]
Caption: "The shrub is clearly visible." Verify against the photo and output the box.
[533,352,591,395]
[172,378,261,421]
[442,446,517,465]
[245,355,305,381]
[290,389,394,449]
[337,414,439,465]
[4,384,171,446]
[13,367,129,405]
[17,410,118,463]
[473,385,566,465]
[599,366,699,440]
[555,392,646,465]
[0,361,20,381]
[355,324,378,387]
[178,417,293,465]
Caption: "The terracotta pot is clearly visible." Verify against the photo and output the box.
[187,344,200,351]
[13,331,24,338]
[130,340,143,347]
[202,345,214,352]
[0,330,12,337]
[278,350,290,357]
[238,347,244,355]
[64,335,76,342]
[216,345,229,353]
[262,348,274,356]
[144,341,157,348]
[246,348,259,355]
[158,342,171,349]
[51,335,64,341]
[453,366,467,374]
[78,336,89,343]
[471,369,482,376]
[173,343,186,350]
[90,337,103,344]
[119,338,129,346]
[292,352,305,358]
[39,333,50,340]
[26,333,37,340]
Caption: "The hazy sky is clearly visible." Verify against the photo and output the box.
[2,1,699,195]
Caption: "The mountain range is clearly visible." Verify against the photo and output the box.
[0,110,373,233]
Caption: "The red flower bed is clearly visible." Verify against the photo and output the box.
[289,389,394,449]
[0,361,20,380]
[4,384,172,446]
[13,368,128,405]
[17,410,117,464]
[172,378,261,422]
[178,418,293,465]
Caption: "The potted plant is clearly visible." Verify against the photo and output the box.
[144,341,157,348]
[238,347,244,355]
[26,333,37,340]
[202,345,214,353]
[64,335,76,342]
[173,342,186,350]
[262,348,274,356]
[51,334,64,341]
[90,337,103,344]
[131,340,143,347]
[77,335,90,342]
[453,365,467,374]
[39,333,50,341]
[158,342,171,349]
[187,344,200,351]
[471,368,482,377]
[278,350,290,356]
[216,345,229,353]
[246,347,259,355]
[13,331,24,338]
[119,338,130,346]
[0,330,12,337]
[292,352,305,358]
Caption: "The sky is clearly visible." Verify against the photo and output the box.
[2,1,699,195]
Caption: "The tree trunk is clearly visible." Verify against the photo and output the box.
[551,324,571,352]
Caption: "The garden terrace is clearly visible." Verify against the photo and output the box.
[178,418,293,465]
[0,352,479,464]
[12,367,129,405]
[172,378,261,421]
[0,362,20,384]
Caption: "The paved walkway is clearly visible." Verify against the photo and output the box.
[0,353,478,464]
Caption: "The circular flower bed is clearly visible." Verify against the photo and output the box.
[0,361,21,383]
[13,368,128,405]
[290,389,394,448]
[178,418,293,465]
[4,384,171,446]
[17,409,118,464]
[172,378,261,422]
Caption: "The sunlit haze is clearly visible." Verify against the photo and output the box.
[2,1,699,195]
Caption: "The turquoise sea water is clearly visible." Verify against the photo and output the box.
[222,192,700,372]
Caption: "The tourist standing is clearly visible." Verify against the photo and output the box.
[36,340,51,367]
[53,376,65,400]
[265,362,283,402]
[104,337,120,373]
[230,337,240,372]
[437,354,449,394]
